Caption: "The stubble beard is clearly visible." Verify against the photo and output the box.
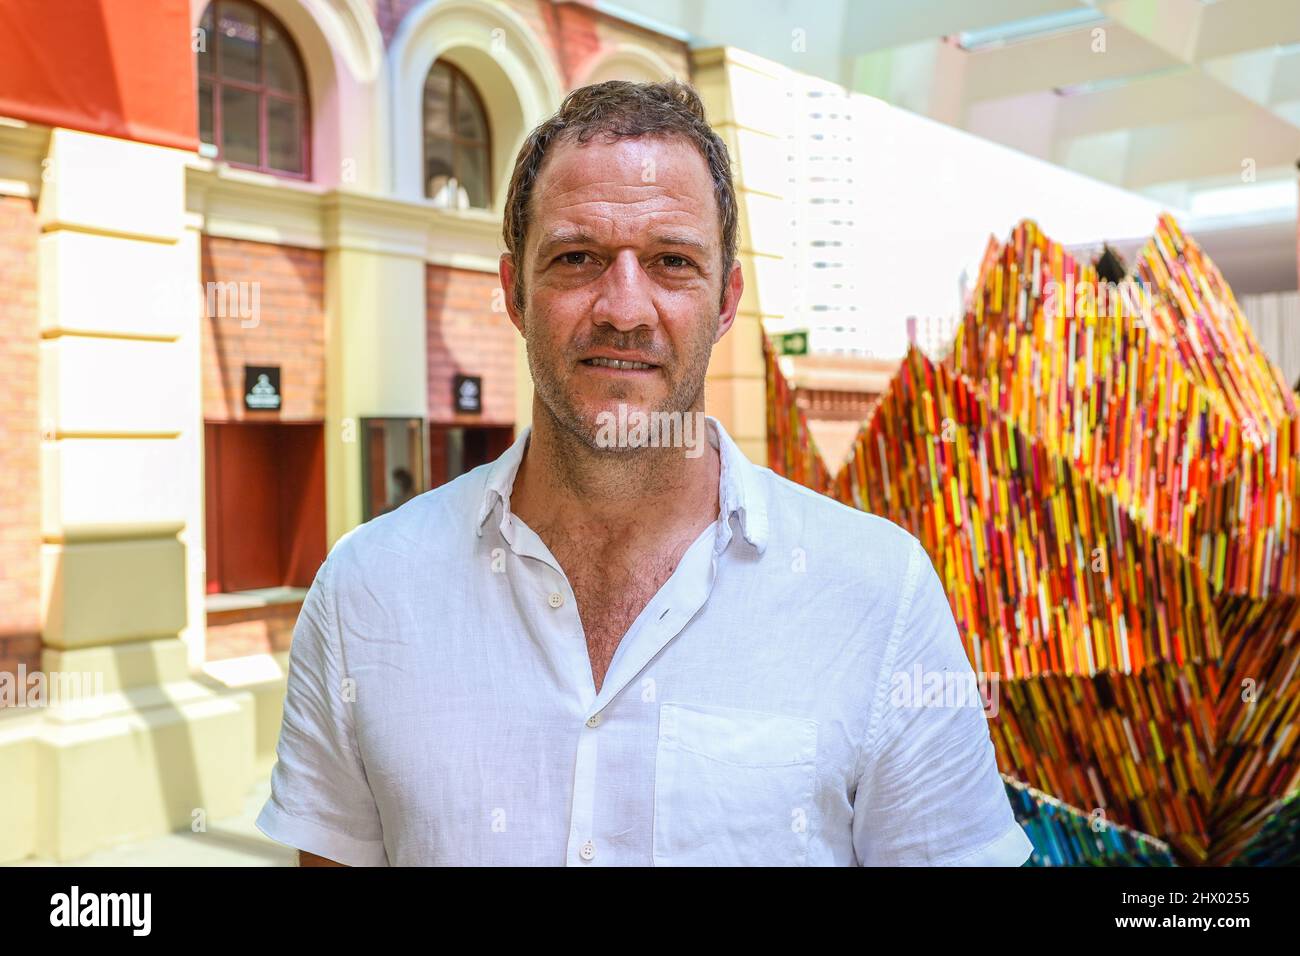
[522,304,718,457]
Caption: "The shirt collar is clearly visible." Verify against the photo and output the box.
[474,414,769,554]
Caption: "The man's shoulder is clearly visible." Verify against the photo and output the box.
[757,464,920,552]
[752,464,924,591]
[327,464,490,571]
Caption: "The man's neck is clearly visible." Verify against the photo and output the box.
[510,405,720,550]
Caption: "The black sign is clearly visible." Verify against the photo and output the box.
[454,374,481,414]
[244,365,282,411]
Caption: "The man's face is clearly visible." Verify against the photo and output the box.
[500,134,742,449]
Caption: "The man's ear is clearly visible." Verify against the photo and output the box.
[715,259,744,343]
[499,253,525,334]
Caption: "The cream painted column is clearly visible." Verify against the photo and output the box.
[4,128,254,863]
[322,192,431,544]
[691,47,791,464]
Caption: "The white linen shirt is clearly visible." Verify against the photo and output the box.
[256,414,1034,866]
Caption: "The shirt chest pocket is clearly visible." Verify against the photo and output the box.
[653,701,818,866]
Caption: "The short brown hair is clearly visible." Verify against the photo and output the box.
[502,79,738,312]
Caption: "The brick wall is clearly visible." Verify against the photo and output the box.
[427,264,517,426]
[0,196,41,693]
[200,236,325,423]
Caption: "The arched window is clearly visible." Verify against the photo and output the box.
[197,0,310,178]
[423,61,491,209]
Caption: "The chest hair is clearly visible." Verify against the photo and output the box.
[544,530,694,692]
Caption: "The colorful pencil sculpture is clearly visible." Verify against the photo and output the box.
[765,216,1300,865]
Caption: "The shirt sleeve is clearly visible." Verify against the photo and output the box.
[255,554,389,866]
[852,536,1034,866]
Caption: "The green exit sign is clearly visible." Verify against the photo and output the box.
[775,331,809,356]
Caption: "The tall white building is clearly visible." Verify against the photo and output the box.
[778,76,874,358]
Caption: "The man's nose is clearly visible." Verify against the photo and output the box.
[590,250,658,331]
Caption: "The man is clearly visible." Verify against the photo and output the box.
[256,79,1034,867]
[380,466,415,514]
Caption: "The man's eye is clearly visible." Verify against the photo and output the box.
[558,252,591,266]
[661,255,692,269]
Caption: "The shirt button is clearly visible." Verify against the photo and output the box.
[548,591,564,608]
[585,714,601,728]
[579,840,596,862]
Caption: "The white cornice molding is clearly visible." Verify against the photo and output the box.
[186,158,502,271]
[0,117,50,199]
[186,159,327,249]
[325,190,503,270]
[691,45,791,81]
[425,205,503,273]
[323,189,431,258]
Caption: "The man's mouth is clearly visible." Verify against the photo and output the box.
[580,357,658,371]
